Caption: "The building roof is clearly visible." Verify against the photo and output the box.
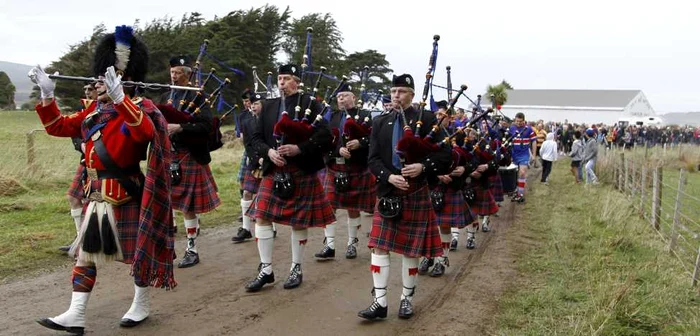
[497,89,641,108]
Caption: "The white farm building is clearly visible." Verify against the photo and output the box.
[475,89,659,125]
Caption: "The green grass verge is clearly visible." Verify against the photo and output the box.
[495,161,700,335]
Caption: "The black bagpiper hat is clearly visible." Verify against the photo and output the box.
[278,63,300,78]
[169,55,192,68]
[392,74,414,90]
[249,93,264,103]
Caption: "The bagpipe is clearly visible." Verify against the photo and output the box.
[156,40,233,152]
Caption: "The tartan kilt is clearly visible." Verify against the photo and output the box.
[470,182,499,216]
[247,165,336,229]
[67,163,85,199]
[489,172,504,202]
[170,149,221,214]
[79,179,140,264]
[368,183,443,259]
[242,171,262,194]
[323,164,377,213]
[432,185,470,229]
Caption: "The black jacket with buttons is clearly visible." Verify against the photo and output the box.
[158,89,213,165]
[250,92,333,176]
[368,106,452,197]
[325,107,372,168]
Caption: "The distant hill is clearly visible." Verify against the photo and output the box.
[0,61,34,108]
[658,112,700,126]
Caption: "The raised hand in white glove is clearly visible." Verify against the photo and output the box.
[104,66,125,104]
[27,66,57,99]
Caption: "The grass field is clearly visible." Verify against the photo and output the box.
[0,110,243,281]
[495,160,700,335]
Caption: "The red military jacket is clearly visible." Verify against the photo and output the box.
[36,97,155,205]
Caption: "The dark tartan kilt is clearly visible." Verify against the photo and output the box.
[368,183,443,259]
[323,164,377,213]
[489,172,504,202]
[242,165,262,194]
[81,179,140,264]
[247,165,336,229]
[432,185,470,229]
[171,149,221,214]
[317,168,326,184]
[470,182,499,216]
[67,163,85,200]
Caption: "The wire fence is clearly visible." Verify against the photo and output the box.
[596,145,700,287]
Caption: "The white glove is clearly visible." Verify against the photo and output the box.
[104,66,125,104]
[27,66,57,99]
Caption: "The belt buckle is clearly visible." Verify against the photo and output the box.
[86,168,98,180]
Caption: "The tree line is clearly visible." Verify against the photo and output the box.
[28,6,394,112]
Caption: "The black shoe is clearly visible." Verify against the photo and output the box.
[177,250,199,268]
[245,264,275,292]
[120,316,148,328]
[346,239,359,259]
[512,195,525,203]
[358,300,388,320]
[231,227,253,243]
[314,245,335,261]
[449,238,458,251]
[273,230,278,238]
[37,318,85,335]
[429,258,448,277]
[417,257,433,275]
[283,264,303,289]
[397,287,415,319]
[466,236,476,250]
[58,244,72,252]
[358,287,388,320]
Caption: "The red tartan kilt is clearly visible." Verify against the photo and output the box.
[470,182,499,216]
[432,185,470,229]
[323,164,377,213]
[67,163,85,199]
[368,184,443,259]
[79,179,140,264]
[242,167,262,194]
[247,166,336,229]
[489,172,504,202]
[170,150,221,214]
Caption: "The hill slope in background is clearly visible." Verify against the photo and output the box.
[0,61,34,108]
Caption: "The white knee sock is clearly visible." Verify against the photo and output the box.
[256,225,274,274]
[70,208,83,233]
[370,253,390,307]
[122,284,149,322]
[347,217,360,245]
[291,229,308,270]
[467,224,476,238]
[51,291,90,328]
[451,227,460,240]
[241,199,253,231]
[439,232,451,261]
[324,222,336,249]
[184,218,198,253]
[401,256,419,302]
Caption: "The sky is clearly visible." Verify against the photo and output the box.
[1,0,698,113]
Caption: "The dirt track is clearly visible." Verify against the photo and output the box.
[0,199,525,336]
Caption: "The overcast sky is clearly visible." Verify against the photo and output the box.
[1,0,698,112]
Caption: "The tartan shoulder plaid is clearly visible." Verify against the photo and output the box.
[130,98,177,290]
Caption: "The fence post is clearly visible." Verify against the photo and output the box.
[651,166,662,230]
[669,169,687,252]
[26,131,36,171]
[693,246,700,287]
[639,164,647,218]
[630,160,636,198]
[618,152,625,191]
[624,158,630,195]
